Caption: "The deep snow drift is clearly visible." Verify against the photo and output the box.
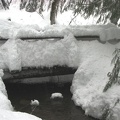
[71,41,120,120]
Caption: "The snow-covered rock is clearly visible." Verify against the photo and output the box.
[50,93,63,99]
[30,100,39,106]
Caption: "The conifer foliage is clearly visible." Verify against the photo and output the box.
[0,0,10,9]
[72,0,120,25]
[103,49,120,92]
[1,0,120,24]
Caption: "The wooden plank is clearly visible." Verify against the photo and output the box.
[0,35,100,41]
[0,35,106,44]
[21,36,100,42]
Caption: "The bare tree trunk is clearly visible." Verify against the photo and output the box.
[1,0,9,9]
[20,0,27,10]
[25,0,37,12]
[50,0,59,25]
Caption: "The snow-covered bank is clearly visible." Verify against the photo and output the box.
[0,109,42,120]
[0,69,13,110]
[0,69,42,120]
[71,41,120,120]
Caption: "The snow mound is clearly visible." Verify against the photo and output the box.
[0,70,13,110]
[71,41,120,120]
[0,109,42,120]
[0,19,120,41]
[0,39,21,71]
[0,19,41,39]
[30,100,39,106]
[50,93,63,99]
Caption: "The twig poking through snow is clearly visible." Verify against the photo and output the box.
[69,13,79,25]
[30,99,39,114]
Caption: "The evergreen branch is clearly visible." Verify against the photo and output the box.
[102,99,119,120]
[103,49,120,92]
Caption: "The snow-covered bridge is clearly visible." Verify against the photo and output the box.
[0,20,120,81]
[1,19,120,120]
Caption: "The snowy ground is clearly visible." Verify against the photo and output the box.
[0,4,98,28]
[0,69,42,120]
[0,4,120,120]
[71,41,120,120]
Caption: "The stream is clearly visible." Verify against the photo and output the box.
[5,82,98,120]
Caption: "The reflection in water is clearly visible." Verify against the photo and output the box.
[5,82,98,120]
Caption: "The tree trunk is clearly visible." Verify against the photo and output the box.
[25,0,37,12]
[20,0,27,10]
[1,0,9,9]
[50,0,59,25]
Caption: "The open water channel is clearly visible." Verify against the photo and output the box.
[5,81,98,120]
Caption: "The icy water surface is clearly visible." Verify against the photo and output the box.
[5,82,98,120]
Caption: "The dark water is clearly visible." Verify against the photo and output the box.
[5,82,98,120]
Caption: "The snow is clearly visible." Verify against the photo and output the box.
[0,39,21,71]
[0,33,79,70]
[0,6,120,41]
[0,109,41,120]
[71,41,120,120]
[0,20,119,71]
[50,93,63,99]
[56,10,98,25]
[0,19,120,119]
[0,19,120,120]
[0,69,13,110]
[0,2,98,27]
[0,69,42,120]
[0,8,50,29]
[30,100,39,106]
[0,18,120,41]
[0,4,120,120]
